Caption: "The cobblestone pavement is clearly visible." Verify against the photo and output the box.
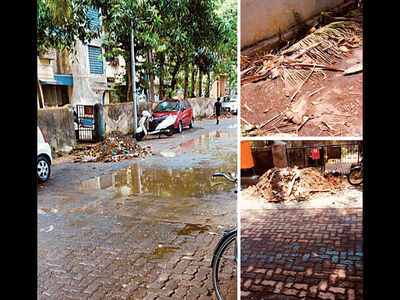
[240,208,363,300]
[38,123,237,300]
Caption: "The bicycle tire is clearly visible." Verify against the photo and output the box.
[212,232,237,300]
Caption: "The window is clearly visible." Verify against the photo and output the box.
[87,7,100,30]
[154,101,179,113]
[88,46,104,74]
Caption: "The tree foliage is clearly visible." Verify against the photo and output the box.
[37,0,237,100]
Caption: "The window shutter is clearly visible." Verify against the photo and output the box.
[88,46,104,74]
[87,7,100,30]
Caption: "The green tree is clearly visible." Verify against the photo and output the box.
[37,0,102,55]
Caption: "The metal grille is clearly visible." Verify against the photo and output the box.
[74,105,95,142]
[286,142,362,174]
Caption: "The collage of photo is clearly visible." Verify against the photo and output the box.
[36,0,363,299]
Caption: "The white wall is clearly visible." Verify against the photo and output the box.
[241,0,349,50]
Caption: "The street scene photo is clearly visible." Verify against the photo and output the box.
[37,0,238,299]
[240,140,363,299]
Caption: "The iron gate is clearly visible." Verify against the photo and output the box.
[74,105,97,142]
[286,142,362,174]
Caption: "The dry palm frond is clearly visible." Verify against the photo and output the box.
[282,21,362,62]
[241,21,362,89]
[277,21,362,89]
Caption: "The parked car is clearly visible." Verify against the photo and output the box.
[150,99,194,134]
[221,95,237,115]
[37,126,52,183]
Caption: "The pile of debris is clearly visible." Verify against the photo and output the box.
[241,21,362,86]
[244,167,343,202]
[240,17,363,135]
[72,131,152,163]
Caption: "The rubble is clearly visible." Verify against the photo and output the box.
[240,21,362,87]
[72,131,152,163]
[244,167,343,202]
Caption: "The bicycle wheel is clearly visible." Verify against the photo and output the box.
[212,232,237,300]
[348,168,363,185]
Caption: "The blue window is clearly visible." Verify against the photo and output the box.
[87,7,100,30]
[88,46,104,74]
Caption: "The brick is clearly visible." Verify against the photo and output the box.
[273,282,284,293]
[293,283,308,290]
[318,280,328,291]
[347,289,356,300]
[243,279,252,289]
[318,291,335,300]
[282,288,298,296]
[328,286,346,294]
[261,280,276,287]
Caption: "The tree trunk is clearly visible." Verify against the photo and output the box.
[159,52,165,100]
[184,64,189,99]
[205,71,211,97]
[147,49,155,102]
[198,71,203,97]
[169,61,181,98]
[125,59,132,103]
[190,66,197,98]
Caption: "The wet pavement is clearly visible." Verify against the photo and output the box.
[37,118,238,299]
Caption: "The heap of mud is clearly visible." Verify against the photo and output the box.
[244,167,343,202]
[72,131,152,163]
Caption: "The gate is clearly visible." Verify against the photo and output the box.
[74,104,104,142]
[286,142,362,174]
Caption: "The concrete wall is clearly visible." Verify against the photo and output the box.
[70,40,107,106]
[103,98,218,135]
[103,102,154,135]
[37,107,76,153]
[37,98,219,150]
[241,0,351,50]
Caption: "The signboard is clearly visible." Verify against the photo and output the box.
[311,147,320,160]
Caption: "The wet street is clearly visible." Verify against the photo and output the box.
[37,118,238,299]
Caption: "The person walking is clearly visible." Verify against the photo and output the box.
[214,97,222,125]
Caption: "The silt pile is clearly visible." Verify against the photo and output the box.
[245,167,343,202]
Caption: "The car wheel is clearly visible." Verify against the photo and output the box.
[189,118,194,128]
[37,155,51,183]
[165,126,174,136]
[177,121,183,133]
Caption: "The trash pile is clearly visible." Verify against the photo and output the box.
[241,21,362,85]
[72,131,152,163]
[240,17,362,135]
[244,167,343,202]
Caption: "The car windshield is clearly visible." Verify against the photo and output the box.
[222,97,230,102]
[154,101,179,113]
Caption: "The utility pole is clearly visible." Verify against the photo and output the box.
[130,20,137,135]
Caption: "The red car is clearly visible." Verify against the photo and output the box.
[150,99,194,133]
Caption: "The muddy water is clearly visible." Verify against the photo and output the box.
[41,129,238,226]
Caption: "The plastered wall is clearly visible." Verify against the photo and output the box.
[241,0,350,50]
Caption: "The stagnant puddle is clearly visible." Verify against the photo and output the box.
[39,130,238,226]
[76,130,237,198]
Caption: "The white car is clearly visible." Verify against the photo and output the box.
[37,126,52,183]
[221,96,238,115]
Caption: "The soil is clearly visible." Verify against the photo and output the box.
[243,167,344,202]
[241,31,363,137]
[241,167,362,210]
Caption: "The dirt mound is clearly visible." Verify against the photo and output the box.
[72,131,152,162]
[244,167,342,202]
